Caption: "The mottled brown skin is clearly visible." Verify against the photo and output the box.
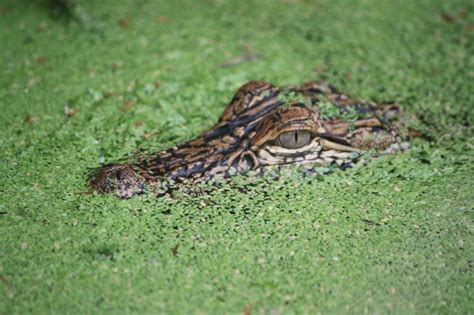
[91,81,409,199]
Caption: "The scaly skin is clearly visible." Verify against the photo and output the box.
[91,81,411,199]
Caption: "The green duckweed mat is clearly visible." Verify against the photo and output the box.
[1,0,473,314]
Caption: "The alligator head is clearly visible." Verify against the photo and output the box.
[91,80,409,198]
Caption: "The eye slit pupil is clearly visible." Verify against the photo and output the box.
[277,130,312,149]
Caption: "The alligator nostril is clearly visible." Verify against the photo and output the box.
[91,164,146,198]
[115,170,124,180]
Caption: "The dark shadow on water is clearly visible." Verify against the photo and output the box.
[11,0,104,32]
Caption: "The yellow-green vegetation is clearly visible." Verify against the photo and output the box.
[1,0,473,314]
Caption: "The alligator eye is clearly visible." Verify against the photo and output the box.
[276,131,312,149]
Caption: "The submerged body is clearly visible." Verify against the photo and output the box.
[91,81,411,198]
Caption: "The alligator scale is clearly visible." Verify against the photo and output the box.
[91,81,411,198]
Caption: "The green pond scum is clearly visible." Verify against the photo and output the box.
[1,0,473,314]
